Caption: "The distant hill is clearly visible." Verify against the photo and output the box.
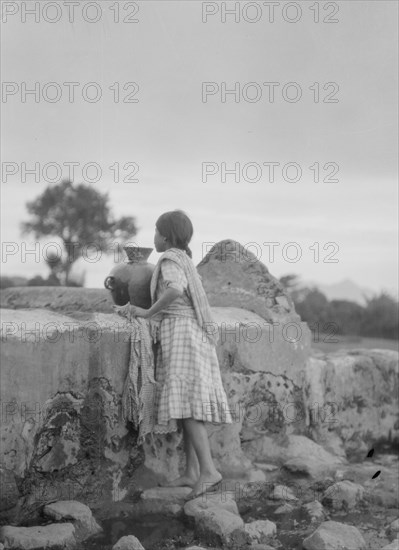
[305,279,375,306]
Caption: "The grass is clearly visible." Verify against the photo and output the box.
[311,334,398,353]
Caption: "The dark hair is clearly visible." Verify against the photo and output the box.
[156,209,193,258]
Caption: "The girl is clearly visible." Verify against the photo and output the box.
[126,209,233,501]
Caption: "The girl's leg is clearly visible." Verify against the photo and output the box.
[182,418,222,498]
[159,420,200,487]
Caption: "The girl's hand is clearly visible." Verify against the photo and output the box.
[112,303,132,320]
[130,305,150,319]
[112,303,149,321]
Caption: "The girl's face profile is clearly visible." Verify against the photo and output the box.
[154,226,167,252]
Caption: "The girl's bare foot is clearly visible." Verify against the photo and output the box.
[184,470,223,500]
[158,472,199,488]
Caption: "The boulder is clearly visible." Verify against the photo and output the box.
[112,535,145,549]
[194,507,246,546]
[244,519,277,543]
[140,486,191,504]
[303,500,325,521]
[386,518,399,541]
[243,434,344,469]
[0,469,19,512]
[270,485,298,501]
[43,500,102,541]
[303,350,399,456]
[274,503,295,514]
[184,491,239,518]
[0,523,76,550]
[197,240,301,324]
[303,521,366,550]
[322,480,365,511]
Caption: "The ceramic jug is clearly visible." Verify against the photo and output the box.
[104,246,155,308]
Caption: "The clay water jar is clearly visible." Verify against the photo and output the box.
[104,246,155,308]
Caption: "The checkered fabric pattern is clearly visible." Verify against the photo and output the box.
[152,315,234,428]
[150,247,219,346]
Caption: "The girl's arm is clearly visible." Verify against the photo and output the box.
[147,287,182,317]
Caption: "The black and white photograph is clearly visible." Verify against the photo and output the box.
[1,1,398,549]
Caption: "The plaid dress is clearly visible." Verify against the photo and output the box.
[151,257,234,435]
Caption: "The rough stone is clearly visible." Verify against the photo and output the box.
[382,541,399,550]
[112,535,145,549]
[270,484,298,501]
[322,480,365,511]
[0,469,19,512]
[194,507,245,546]
[247,468,267,482]
[303,350,399,455]
[283,454,342,480]
[0,287,115,313]
[274,503,295,514]
[184,491,239,518]
[243,434,345,469]
[386,518,399,541]
[302,521,366,550]
[303,500,325,521]
[140,486,191,503]
[43,500,102,541]
[253,463,279,472]
[0,523,76,549]
[244,519,277,543]
[197,239,301,324]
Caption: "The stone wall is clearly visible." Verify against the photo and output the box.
[1,244,398,526]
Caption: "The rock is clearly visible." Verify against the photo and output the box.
[0,469,19,512]
[247,468,267,482]
[43,500,102,541]
[0,523,76,549]
[197,239,299,323]
[112,535,145,549]
[0,286,114,313]
[184,491,239,518]
[244,519,277,543]
[303,350,399,458]
[302,521,366,550]
[140,486,191,503]
[274,503,294,514]
[322,480,365,511]
[386,518,399,541]
[382,541,399,550]
[270,484,298,501]
[303,500,325,521]
[253,463,279,472]
[138,486,190,517]
[194,507,245,546]
[283,454,342,480]
[249,545,275,550]
[244,434,344,470]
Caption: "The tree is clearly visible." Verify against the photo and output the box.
[21,180,138,285]
[361,292,399,340]
[279,274,308,303]
[328,299,364,336]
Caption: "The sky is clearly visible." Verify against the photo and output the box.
[1,1,398,295]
